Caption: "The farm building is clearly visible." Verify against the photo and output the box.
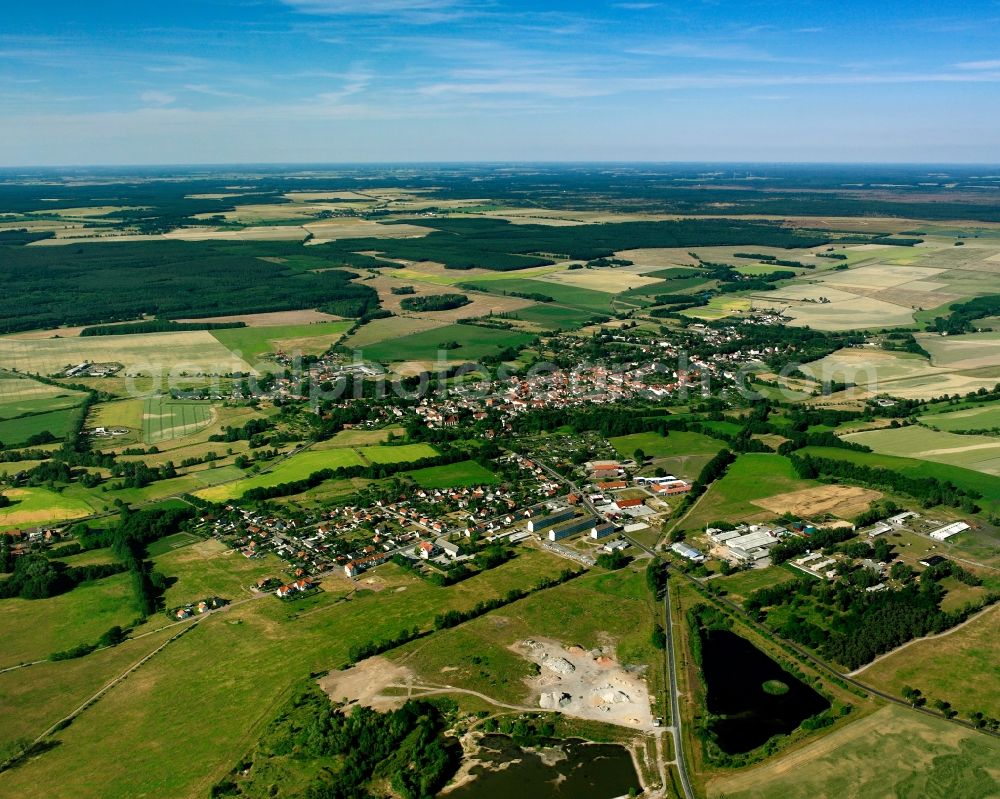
[929,521,970,541]
[671,542,706,563]
[590,521,616,539]
[865,522,893,538]
[547,515,597,541]
[527,507,575,533]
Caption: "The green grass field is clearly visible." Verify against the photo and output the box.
[195,447,365,502]
[706,704,1000,799]
[715,565,799,602]
[141,397,214,444]
[0,487,96,530]
[0,551,570,798]
[610,430,724,459]
[154,538,289,608]
[405,460,499,488]
[0,374,87,420]
[0,407,79,446]
[359,323,534,363]
[357,443,438,464]
[681,453,818,531]
[0,572,140,667]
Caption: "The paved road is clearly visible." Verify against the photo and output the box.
[663,575,696,799]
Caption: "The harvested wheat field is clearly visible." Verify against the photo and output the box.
[752,485,882,519]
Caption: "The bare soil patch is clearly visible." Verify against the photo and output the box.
[515,637,655,730]
[752,485,882,518]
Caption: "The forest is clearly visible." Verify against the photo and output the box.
[0,240,379,332]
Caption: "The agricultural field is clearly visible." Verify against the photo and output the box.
[610,430,725,480]
[0,373,86,419]
[917,331,1000,370]
[842,425,1000,476]
[745,238,1000,331]
[920,400,1000,432]
[858,605,1000,719]
[680,295,752,321]
[194,447,366,502]
[340,315,449,349]
[0,331,256,377]
[358,324,534,364]
[505,303,599,330]
[0,552,569,799]
[0,408,79,447]
[680,454,818,531]
[798,445,1000,518]
[405,460,499,488]
[141,397,215,445]
[706,704,1000,799]
[357,443,438,464]
[0,487,96,530]
[800,347,1000,400]
[211,321,352,360]
[458,278,615,313]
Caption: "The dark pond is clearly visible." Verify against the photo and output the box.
[444,734,641,799]
[701,628,829,754]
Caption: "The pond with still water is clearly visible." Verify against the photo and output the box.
[445,734,641,799]
[701,628,829,753]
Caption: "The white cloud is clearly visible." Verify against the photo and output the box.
[280,0,463,15]
[954,59,1000,70]
[139,90,176,106]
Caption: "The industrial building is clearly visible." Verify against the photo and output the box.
[708,524,781,567]
[547,515,597,541]
[671,541,705,563]
[527,507,575,533]
[590,521,616,539]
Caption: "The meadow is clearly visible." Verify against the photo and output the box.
[0,551,571,799]
[610,430,726,480]
[387,563,661,706]
[405,460,499,488]
[706,704,1000,799]
[0,408,79,447]
[858,605,999,718]
[0,571,141,667]
[195,447,366,502]
[0,487,96,530]
[357,443,438,464]
[358,324,533,363]
[680,454,818,531]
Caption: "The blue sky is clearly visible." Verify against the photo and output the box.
[1,0,999,164]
